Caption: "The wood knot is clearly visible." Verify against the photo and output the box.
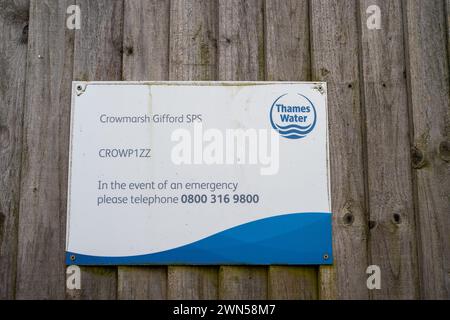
[392,213,401,225]
[20,24,28,44]
[0,125,10,149]
[438,140,450,162]
[343,212,354,226]
[369,220,377,229]
[320,68,330,78]
[411,146,426,169]
[124,46,134,56]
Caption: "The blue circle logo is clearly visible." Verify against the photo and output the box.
[269,93,317,139]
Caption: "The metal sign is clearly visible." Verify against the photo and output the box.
[66,82,332,265]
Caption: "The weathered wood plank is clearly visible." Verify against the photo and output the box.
[168,266,218,300]
[70,0,124,299]
[265,0,319,300]
[265,0,310,81]
[219,266,268,300]
[217,0,265,81]
[318,265,337,300]
[168,0,219,299]
[15,0,74,299]
[268,267,318,300]
[118,267,167,300]
[359,0,419,299]
[169,0,217,81]
[122,0,170,81]
[0,0,29,300]
[216,0,268,300]
[66,267,117,300]
[118,0,170,300]
[404,0,450,299]
[310,0,369,299]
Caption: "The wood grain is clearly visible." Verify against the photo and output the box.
[268,266,318,300]
[359,0,419,299]
[404,0,450,299]
[70,0,124,299]
[265,0,310,81]
[216,0,268,300]
[219,266,267,300]
[310,0,369,299]
[4,0,449,300]
[169,0,217,81]
[118,267,167,300]
[0,0,29,299]
[15,0,73,299]
[118,0,170,300]
[167,0,219,299]
[265,0,319,300]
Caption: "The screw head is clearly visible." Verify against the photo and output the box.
[70,255,76,261]
[323,253,329,260]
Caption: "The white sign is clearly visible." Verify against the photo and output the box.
[66,82,332,265]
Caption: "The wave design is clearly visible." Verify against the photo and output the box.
[66,212,332,265]
[275,123,314,131]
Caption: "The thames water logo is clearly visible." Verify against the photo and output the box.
[269,93,317,139]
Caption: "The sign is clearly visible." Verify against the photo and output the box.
[66,82,332,265]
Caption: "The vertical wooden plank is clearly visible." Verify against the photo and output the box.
[217,0,265,81]
[118,0,170,300]
[169,0,217,81]
[404,0,450,299]
[318,265,337,300]
[265,0,310,81]
[0,0,29,300]
[118,266,167,300]
[70,0,124,299]
[15,0,74,299]
[265,0,319,300]
[219,267,267,300]
[122,0,170,81]
[269,266,318,300]
[310,0,370,299]
[167,0,218,299]
[359,0,419,299]
[216,0,267,300]
[447,0,450,58]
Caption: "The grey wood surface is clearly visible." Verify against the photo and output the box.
[70,0,124,299]
[15,0,73,299]
[216,0,268,300]
[167,0,219,300]
[0,0,29,300]
[359,0,419,299]
[118,0,170,300]
[265,0,319,300]
[310,0,370,299]
[404,0,450,299]
[1,0,448,300]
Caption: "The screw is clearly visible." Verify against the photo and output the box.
[70,255,76,261]
[323,253,329,260]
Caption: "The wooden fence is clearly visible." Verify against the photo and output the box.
[0,0,449,299]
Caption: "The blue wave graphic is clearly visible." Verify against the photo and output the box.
[276,128,313,136]
[275,123,313,131]
[66,213,332,265]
